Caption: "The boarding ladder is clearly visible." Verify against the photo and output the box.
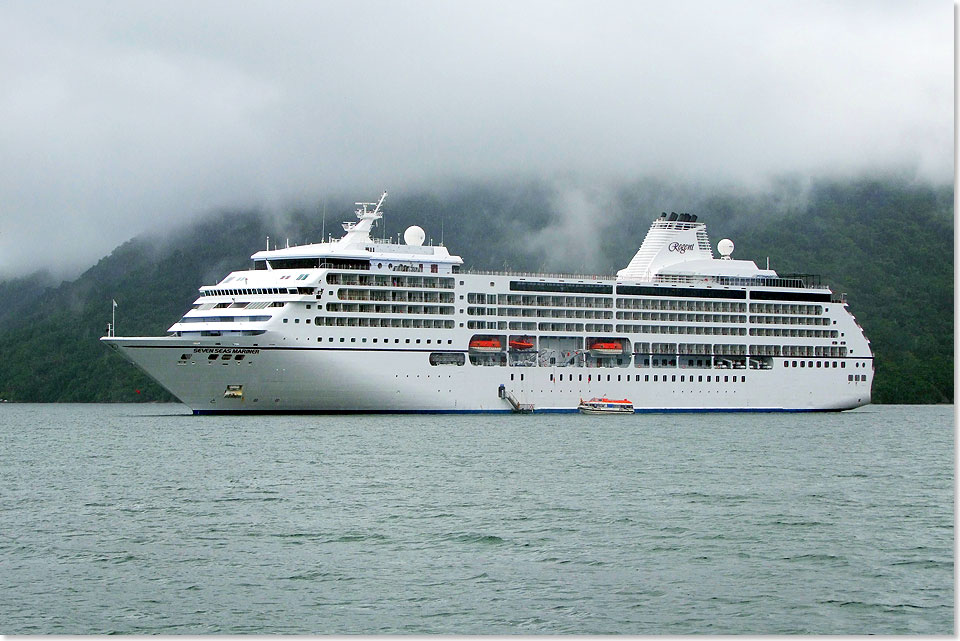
[499,385,534,413]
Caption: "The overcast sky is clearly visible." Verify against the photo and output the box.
[0,0,951,278]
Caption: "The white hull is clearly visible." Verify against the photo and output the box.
[103,336,873,413]
[99,199,875,414]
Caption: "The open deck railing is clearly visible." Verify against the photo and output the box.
[462,268,830,291]
[460,268,617,281]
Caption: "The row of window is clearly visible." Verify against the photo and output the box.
[509,280,613,294]
[749,328,838,338]
[315,317,455,329]
[467,292,613,309]
[337,288,455,303]
[202,287,294,297]
[193,301,285,310]
[326,273,455,289]
[547,371,749,384]
[617,285,747,300]
[325,336,454,345]
[325,303,455,315]
[749,303,823,315]
[616,312,746,323]
[750,315,831,326]
[469,293,615,309]
[178,315,272,324]
[468,307,613,319]
[617,299,747,312]
[783,360,850,369]
[616,324,748,336]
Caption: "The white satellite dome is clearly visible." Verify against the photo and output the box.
[718,238,734,258]
[403,225,426,246]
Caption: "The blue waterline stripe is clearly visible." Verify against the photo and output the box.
[193,407,835,415]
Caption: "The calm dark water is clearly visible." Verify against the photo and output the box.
[0,404,952,634]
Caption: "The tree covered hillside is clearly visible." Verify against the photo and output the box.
[0,177,951,404]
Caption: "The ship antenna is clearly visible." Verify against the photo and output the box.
[321,198,326,242]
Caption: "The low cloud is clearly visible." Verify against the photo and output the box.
[0,0,951,278]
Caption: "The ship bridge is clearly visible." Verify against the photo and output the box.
[249,192,462,272]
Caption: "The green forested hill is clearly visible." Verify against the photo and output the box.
[0,177,951,404]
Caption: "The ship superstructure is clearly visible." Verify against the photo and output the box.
[101,195,873,413]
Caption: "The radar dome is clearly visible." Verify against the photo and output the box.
[403,225,425,246]
[718,238,734,257]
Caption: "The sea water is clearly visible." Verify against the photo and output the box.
[0,404,952,634]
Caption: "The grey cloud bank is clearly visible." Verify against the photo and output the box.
[0,0,951,278]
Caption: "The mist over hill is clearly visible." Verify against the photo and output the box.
[0,175,951,404]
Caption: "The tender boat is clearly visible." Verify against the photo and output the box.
[578,397,635,414]
[509,338,534,350]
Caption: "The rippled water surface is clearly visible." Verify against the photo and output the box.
[0,404,953,634]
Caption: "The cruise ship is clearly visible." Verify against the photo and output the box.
[101,193,873,413]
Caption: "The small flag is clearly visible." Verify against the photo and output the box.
[112,299,118,309]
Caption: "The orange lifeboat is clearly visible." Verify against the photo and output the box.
[469,338,501,353]
[589,341,622,355]
[509,338,534,350]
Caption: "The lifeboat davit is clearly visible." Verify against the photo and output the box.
[469,338,502,352]
[509,338,534,350]
[589,341,623,355]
